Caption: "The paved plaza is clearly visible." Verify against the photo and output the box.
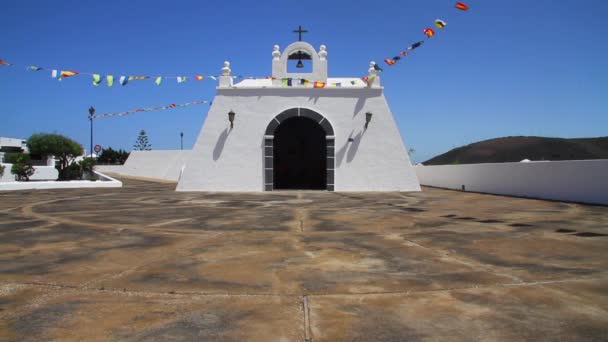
[0,178,607,341]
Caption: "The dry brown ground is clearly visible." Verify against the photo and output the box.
[1,178,607,341]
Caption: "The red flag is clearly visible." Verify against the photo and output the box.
[313,82,326,88]
[423,28,435,38]
[0,59,11,65]
[455,2,469,10]
[384,58,396,65]
[60,70,78,77]
[399,51,409,56]
[194,75,203,80]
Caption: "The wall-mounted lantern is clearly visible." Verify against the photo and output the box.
[228,111,236,128]
[365,112,373,129]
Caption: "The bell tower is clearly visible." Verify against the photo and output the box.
[271,26,328,85]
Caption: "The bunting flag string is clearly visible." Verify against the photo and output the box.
[0,59,240,87]
[370,1,470,79]
[0,57,360,89]
[90,100,211,119]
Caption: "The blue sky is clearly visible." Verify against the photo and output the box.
[1,0,607,162]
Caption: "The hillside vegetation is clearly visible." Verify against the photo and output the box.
[423,136,608,165]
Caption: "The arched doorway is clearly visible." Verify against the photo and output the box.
[264,108,334,191]
[274,117,326,189]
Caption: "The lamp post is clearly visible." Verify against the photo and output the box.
[88,106,95,157]
[180,132,184,150]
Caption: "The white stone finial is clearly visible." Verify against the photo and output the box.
[221,61,231,76]
[272,45,281,60]
[319,45,327,60]
[369,61,378,76]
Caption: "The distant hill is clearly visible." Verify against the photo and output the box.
[423,136,608,165]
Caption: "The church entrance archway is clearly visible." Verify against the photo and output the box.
[274,117,326,189]
[264,108,334,191]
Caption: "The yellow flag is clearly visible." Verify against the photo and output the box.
[106,75,114,87]
[92,74,101,86]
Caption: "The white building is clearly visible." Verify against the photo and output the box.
[175,37,420,192]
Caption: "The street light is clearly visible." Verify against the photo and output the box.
[180,132,184,150]
[88,106,95,157]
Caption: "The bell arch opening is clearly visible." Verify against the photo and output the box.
[264,108,334,191]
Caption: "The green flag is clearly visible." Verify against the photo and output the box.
[155,76,162,85]
[92,74,101,86]
[106,75,114,87]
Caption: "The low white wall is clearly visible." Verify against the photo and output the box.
[96,150,191,182]
[0,163,58,182]
[0,171,122,191]
[415,160,608,205]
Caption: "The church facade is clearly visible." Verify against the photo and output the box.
[176,39,420,192]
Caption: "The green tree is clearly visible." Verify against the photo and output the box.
[27,133,84,180]
[98,147,130,164]
[10,153,35,181]
[133,130,152,151]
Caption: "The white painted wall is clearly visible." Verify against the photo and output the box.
[96,150,191,182]
[415,160,608,205]
[0,163,58,181]
[177,86,420,192]
[0,171,122,191]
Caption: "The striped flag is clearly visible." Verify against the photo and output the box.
[28,66,43,71]
[399,51,409,56]
[301,79,310,86]
[313,82,326,88]
[119,75,128,86]
[455,2,469,10]
[434,19,447,28]
[384,58,396,65]
[60,70,78,77]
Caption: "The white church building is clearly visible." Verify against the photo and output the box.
[108,34,420,192]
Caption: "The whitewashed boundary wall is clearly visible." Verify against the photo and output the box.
[415,160,608,205]
[0,163,58,182]
[96,150,191,182]
[0,171,122,191]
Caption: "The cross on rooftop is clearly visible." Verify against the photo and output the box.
[293,25,308,41]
